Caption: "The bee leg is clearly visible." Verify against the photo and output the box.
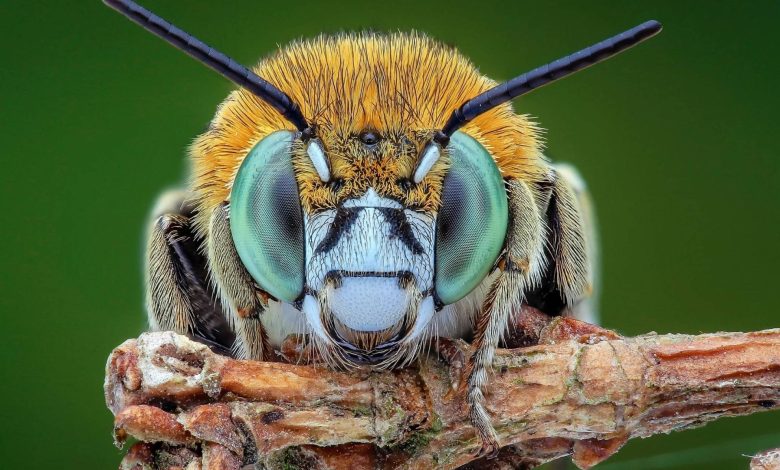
[467,167,606,459]
[465,179,547,458]
[145,191,235,355]
[207,202,270,360]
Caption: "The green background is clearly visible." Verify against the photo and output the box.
[1,1,778,468]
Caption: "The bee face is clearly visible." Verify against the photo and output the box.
[300,130,439,362]
[230,124,509,365]
[302,187,436,364]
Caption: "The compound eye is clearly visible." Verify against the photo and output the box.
[434,132,508,305]
[230,130,305,302]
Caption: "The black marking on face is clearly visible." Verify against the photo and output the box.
[313,207,360,255]
[324,269,415,282]
[312,206,426,257]
[378,208,425,255]
[323,270,344,288]
[396,270,415,289]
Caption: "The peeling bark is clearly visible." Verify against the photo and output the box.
[751,449,780,470]
[106,327,780,469]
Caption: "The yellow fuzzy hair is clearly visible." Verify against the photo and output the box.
[190,32,547,234]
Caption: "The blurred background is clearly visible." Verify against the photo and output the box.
[1,1,778,468]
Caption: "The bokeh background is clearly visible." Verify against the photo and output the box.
[1,1,778,468]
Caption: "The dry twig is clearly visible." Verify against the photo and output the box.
[105,321,780,469]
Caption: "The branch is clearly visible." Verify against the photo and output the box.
[106,326,780,469]
[751,449,780,470]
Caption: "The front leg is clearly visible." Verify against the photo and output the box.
[145,191,235,354]
[465,179,547,456]
[207,202,270,360]
[466,167,599,456]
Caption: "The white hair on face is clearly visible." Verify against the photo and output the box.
[413,143,441,183]
[296,188,437,364]
[306,140,331,182]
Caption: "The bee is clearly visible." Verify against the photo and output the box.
[104,0,661,456]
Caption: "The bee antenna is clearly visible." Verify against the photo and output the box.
[434,20,662,145]
[103,0,310,133]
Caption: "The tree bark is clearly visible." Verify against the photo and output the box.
[106,326,780,469]
[751,449,780,470]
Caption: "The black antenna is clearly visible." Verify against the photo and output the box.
[103,0,309,132]
[436,20,662,144]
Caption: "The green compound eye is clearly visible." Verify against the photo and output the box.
[434,132,509,305]
[230,130,305,303]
